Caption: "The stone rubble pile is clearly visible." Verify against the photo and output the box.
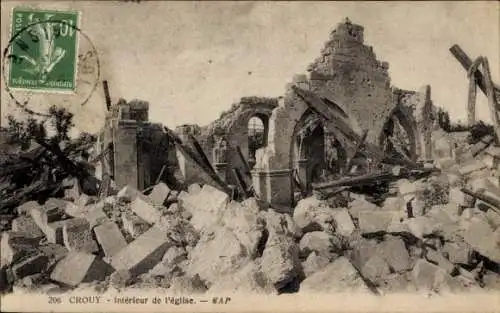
[1,146,499,295]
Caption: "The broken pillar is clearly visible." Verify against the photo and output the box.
[93,221,127,257]
[113,120,139,189]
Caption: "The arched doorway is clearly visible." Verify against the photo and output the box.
[247,114,268,169]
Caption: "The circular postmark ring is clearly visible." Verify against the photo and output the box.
[2,17,101,117]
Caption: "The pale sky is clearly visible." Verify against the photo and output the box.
[1,1,499,135]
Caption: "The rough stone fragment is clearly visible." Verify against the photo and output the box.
[209,262,275,294]
[358,211,394,234]
[348,198,379,220]
[302,251,330,277]
[351,238,380,269]
[11,254,49,280]
[260,209,302,239]
[188,185,229,232]
[148,182,171,206]
[30,205,65,232]
[485,209,500,230]
[187,183,201,195]
[361,255,391,284]
[64,178,81,201]
[379,237,411,272]
[76,194,94,208]
[11,216,44,238]
[442,242,472,265]
[293,197,336,233]
[50,252,112,287]
[94,221,127,257]
[168,274,208,294]
[121,212,150,238]
[1,232,40,265]
[117,185,143,202]
[425,248,455,274]
[459,160,487,176]
[110,226,173,277]
[157,214,199,247]
[220,200,264,257]
[300,257,371,293]
[463,217,500,263]
[331,208,355,237]
[299,231,334,258]
[382,197,405,212]
[63,218,99,253]
[83,204,108,227]
[16,201,41,216]
[259,234,301,291]
[411,259,447,291]
[130,196,162,225]
[404,216,440,239]
[188,227,250,285]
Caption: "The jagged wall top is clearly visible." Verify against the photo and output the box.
[307,17,389,77]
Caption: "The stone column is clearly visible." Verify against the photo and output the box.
[113,120,139,189]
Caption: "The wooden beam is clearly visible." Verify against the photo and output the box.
[481,57,500,141]
[236,146,252,178]
[450,45,487,96]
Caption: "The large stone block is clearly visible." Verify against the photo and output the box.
[411,259,447,291]
[93,221,127,257]
[425,248,455,274]
[29,205,65,232]
[121,212,150,238]
[62,218,99,253]
[361,255,390,284]
[130,196,162,225]
[331,208,355,237]
[11,216,44,238]
[184,185,229,232]
[50,252,112,287]
[16,201,41,216]
[293,197,336,233]
[148,183,171,206]
[379,237,411,273]
[1,232,40,265]
[442,242,472,265]
[300,256,371,293]
[463,217,500,263]
[302,251,330,278]
[358,211,394,234]
[11,254,49,280]
[110,226,173,277]
[117,185,143,202]
[299,231,335,258]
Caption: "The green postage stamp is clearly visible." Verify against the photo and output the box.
[7,7,80,93]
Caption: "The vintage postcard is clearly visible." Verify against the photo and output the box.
[0,1,499,312]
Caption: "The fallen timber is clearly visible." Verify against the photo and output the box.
[461,187,500,214]
[312,167,439,191]
[163,126,232,194]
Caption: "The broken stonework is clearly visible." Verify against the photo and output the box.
[411,259,447,292]
[300,257,371,293]
[361,255,391,285]
[121,211,150,238]
[30,205,65,232]
[110,226,173,277]
[188,227,251,286]
[63,218,99,253]
[425,248,455,274]
[219,200,264,257]
[10,254,49,281]
[148,183,171,206]
[350,238,380,270]
[16,201,41,216]
[348,198,379,220]
[458,160,487,176]
[209,262,276,294]
[181,185,229,232]
[11,216,44,238]
[1,232,40,265]
[379,237,411,273]
[358,211,394,234]
[293,197,336,233]
[259,234,301,291]
[130,196,162,225]
[50,252,112,287]
[93,221,127,257]
[260,209,302,239]
[117,185,143,202]
[299,231,335,258]
[463,217,500,263]
[157,214,199,247]
[302,251,330,277]
[331,208,355,237]
[449,188,475,207]
[404,216,440,239]
[442,241,472,265]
